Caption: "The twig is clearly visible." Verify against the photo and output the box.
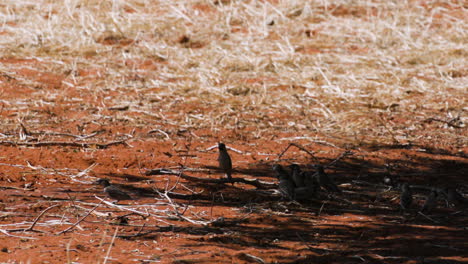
[424,117,464,129]
[26,130,102,140]
[57,200,103,235]
[237,252,265,264]
[318,202,326,216]
[103,227,119,264]
[26,204,60,232]
[0,229,37,240]
[146,168,276,189]
[295,232,333,254]
[427,243,464,252]
[417,211,440,224]
[277,143,319,161]
[0,139,129,149]
[158,191,213,226]
[94,196,150,216]
[116,224,149,239]
[148,129,170,140]
[0,185,33,191]
[325,150,354,168]
[8,204,61,233]
[352,180,389,189]
[205,143,243,154]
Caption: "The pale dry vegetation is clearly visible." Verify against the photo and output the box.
[1,0,466,150]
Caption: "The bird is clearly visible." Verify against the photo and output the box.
[399,183,413,210]
[217,142,233,183]
[94,179,132,201]
[420,190,438,213]
[272,164,295,200]
[302,171,320,196]
[314,165,341,193]
[444,187,467,206]
[288,164,305,188]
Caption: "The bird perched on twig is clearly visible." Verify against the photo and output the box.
[420,189,438,213]
[94,179,132,202]
[217,142,233,184]
[399,183,413,210]
[314,165,341,193]
[273,164,295,200]
[288,164,305,188]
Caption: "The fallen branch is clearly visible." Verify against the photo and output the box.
[9,204,60,233]
[158,191,214,226]
[103,227,119,264]
[19,124,103,140]
[146,168,276,189]
[93,196,172,225]
[325,150,354,168]
[424,117,464,129]
[57,200,103,235]
[0,229,37,240]
[277,143,319,161]
[417,211,440,224]
[205,143,243,154]
[94,196,150,216]
[0,139,129,149]
[116,224,151,239]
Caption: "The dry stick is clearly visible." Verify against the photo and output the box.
[25,204,60,232]
[424,117,464,129]
[94,196,150,216]
[417,211,440,224]
[318,202,326,216]
[325,150,354,168]
[95,196,173,225]
[159,191,213,226]
[7,204,61,233]
[23,127,102,140]
[277,142,319,162]
[103,227,119,264]
[146,168,276,189]
[0,139,129,149]
[205,143,243,154]
[57,200,103,235]
[295,232,314,251]
[0,229,37,240]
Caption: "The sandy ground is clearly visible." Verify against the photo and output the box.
[1,0,467,263]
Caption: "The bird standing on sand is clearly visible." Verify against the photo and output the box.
[95,179,132,201]
[399,183,413,210]
[273,164,295,200]
[315,165,341,193]
[288,164,305,188]
[218,143,233,183]
[420,190,438,213]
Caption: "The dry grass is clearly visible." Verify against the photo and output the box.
[0,0,466,150]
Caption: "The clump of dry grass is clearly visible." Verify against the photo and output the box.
[0,0,466,151]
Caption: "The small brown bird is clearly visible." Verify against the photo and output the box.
[288,164,305,188]
[218,143,233,183]
[273,164,295,200]
[315,165,341,193]
[445,187,467,207]
[420,190,438,213]
[95,179,132,201]
[399,183,413,210]
[303,171,320,196]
